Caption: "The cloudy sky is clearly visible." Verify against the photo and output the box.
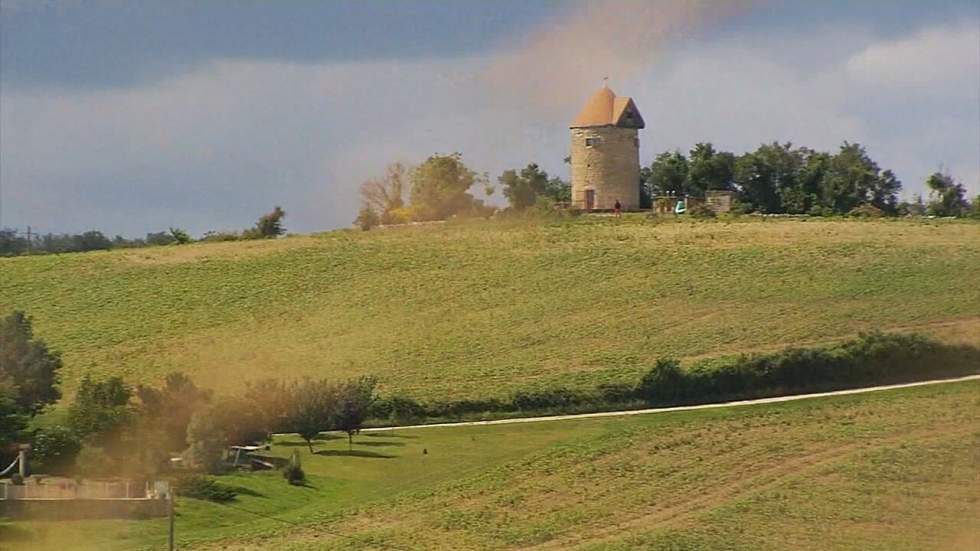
[1,0,978,236]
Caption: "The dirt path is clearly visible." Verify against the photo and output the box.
[361,374,980,433]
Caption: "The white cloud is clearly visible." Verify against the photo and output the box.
[1,14,978,235]
[846,23,980,90]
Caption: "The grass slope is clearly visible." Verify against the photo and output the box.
[7,380,979,550]
[2,217,979,401]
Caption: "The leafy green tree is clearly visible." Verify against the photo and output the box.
[290,378,337,453]
[500,163,550,210]
[184,406,230,473]
[897,194,927,216]
[734,143,796,213]
[31,425,82,475]
[168,227,192,244]
[0,311,62,415]
[409,153,486,220]
[354,205,381,230]
[0,228,28,256]
[145,231,176,246]
[543,177,571,203]
[135,372,212,453]
[67,375,132,442]
[74,231,113,252]
[644,151,689,196]
[687,143,735,196]
[925,172,969,216]
[244,378,295,439]
[819,142,900,214]
[332,376,377,450]
[0,381,26,458]
[253,206,287,238]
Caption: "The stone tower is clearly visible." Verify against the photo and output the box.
[569,83,645,210]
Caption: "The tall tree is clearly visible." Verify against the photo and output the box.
[254,206,287,238]
[925,172,969,216]
[734,143,799,213]
[332,377,377,450]
[820,142,896,213]
[687,143,735,196]
[67,375,132,442]
[290,378,337,453]
[0,311,62,415]
[0,380,26,459]
[360,162,408,223]
[409,153,485,221]
[135,372,212,453]
[543,176,571,203]
[644,151,689,196]
[500,163,549,210]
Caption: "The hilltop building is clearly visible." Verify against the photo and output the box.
[569,82,645,210]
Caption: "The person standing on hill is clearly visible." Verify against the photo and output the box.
[614,199,622,217]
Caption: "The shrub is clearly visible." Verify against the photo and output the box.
[511,388,590,410]
[636,333,980,407]
[31,425,82,475]
[848,204,885,218]
[283,450,305,486]
[168,227,193,244]
[200,231,241,242]
[687,203,716,218]
[255,206,286,238]
[174,474,238,502]
[597,383,636,404]
[354,206,380,231]
[636,358,685,404]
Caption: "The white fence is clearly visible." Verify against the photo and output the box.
[1,478,153,500]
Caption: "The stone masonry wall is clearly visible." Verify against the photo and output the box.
[569,126,640,210]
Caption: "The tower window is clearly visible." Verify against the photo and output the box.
[585,137,600,148]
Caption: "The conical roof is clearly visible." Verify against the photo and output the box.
[570,84,645,129]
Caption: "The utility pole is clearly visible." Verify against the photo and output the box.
[26,226,31,255]
[168,489,175,550]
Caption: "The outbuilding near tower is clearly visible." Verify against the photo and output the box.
[569,83,645,211]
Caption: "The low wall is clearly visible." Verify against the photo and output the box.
[0,498,168,520]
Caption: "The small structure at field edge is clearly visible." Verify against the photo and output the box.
[569,80,645,211]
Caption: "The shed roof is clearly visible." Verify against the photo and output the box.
[570,85,645,129]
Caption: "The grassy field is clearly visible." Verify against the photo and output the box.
[6,379,978,550]
[2,216,979,402]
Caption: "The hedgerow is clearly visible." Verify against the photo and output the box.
[369,332,980,424]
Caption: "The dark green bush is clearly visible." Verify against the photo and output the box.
[31,425,82,475]
[362,333,979,427]
[511,388,591,410]
[283,451,305,486]
[637,332,980,406]
[174,474,238,502]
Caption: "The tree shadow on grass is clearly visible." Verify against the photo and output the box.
[363,432,418,439]
[314,449,395,459]
[277,433,344,446]
[356,440,406,448]
[224,485,265,498]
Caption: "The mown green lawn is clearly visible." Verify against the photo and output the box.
[2,217,978,403]
[6,380,978,550]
